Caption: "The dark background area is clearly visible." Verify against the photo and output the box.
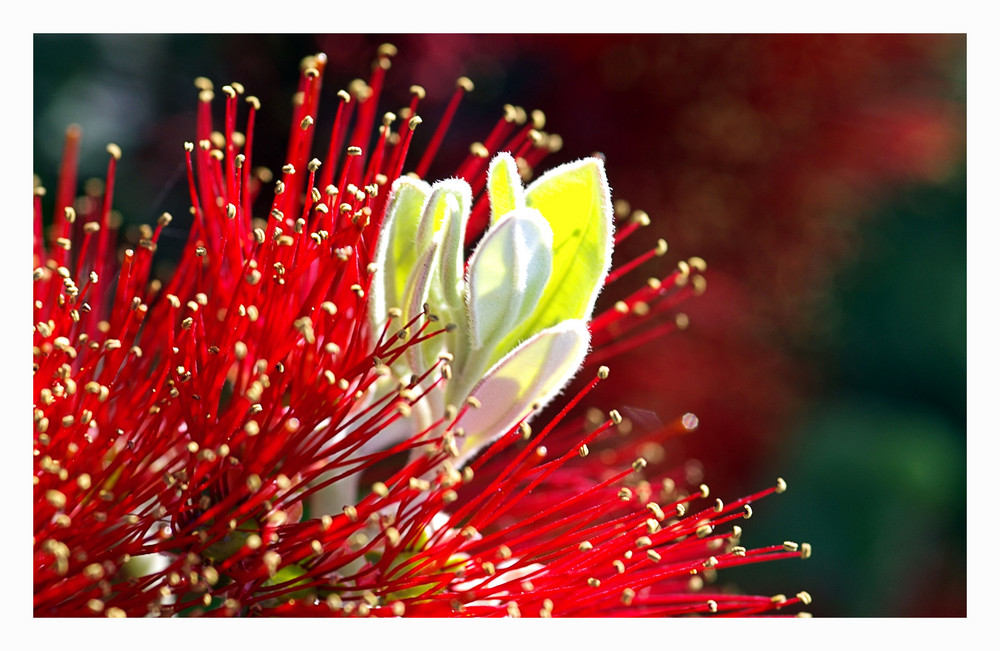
[33,33,966,617]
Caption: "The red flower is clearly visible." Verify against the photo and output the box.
[33,46,810,617]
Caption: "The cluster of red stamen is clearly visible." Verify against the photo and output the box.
[33,46,809,617]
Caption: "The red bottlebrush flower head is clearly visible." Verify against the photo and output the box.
[33,46,810,617]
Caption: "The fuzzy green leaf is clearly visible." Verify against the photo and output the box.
[492,157,612,362]
[465,207,553,352]
[487,152,524,224]
[370,177,431,330]
[455,319,590,467]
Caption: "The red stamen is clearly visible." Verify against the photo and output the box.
[415,77,473,179]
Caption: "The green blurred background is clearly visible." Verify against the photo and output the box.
[33,34,966,616]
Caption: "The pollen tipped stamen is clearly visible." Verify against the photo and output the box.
[415,76,474,179]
